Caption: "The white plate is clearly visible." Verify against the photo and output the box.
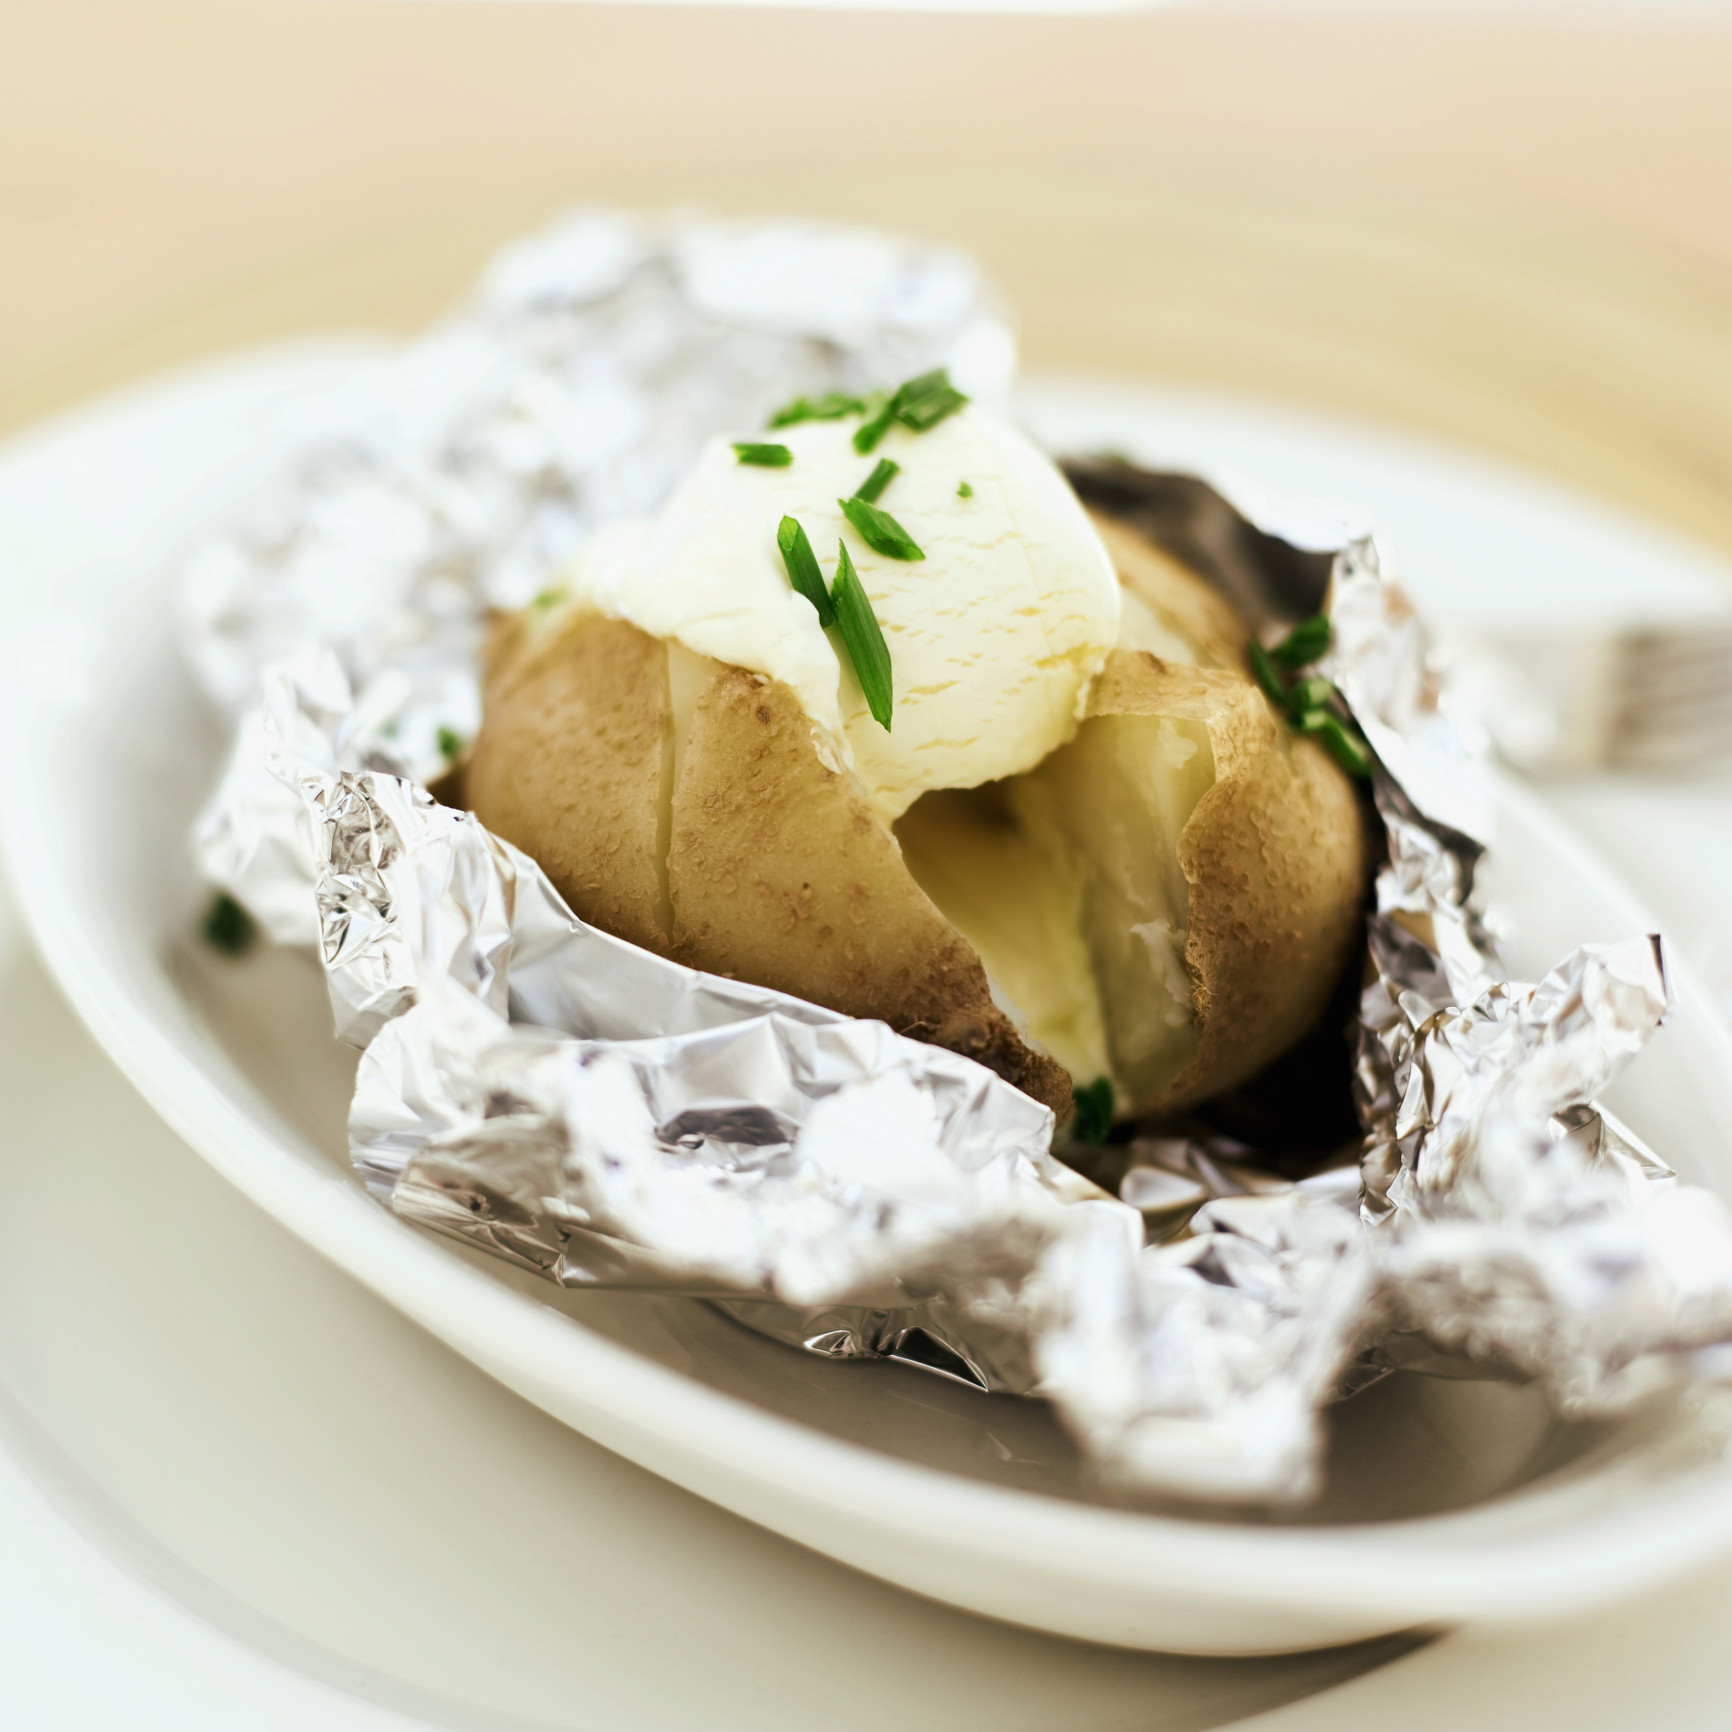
[8,344,1732,1657]
[0,879,1424,1730]
[8,812,1732,1732]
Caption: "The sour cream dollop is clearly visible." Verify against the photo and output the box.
[565,404,1121,820]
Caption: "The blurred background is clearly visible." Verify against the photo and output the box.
[8,0,1732,555]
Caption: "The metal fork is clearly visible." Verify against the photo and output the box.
[1455,614,1732,773]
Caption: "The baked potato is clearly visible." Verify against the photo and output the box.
[467,507,1368,1127]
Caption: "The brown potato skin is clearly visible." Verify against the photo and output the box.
[470,531,1367,1127]
[1091,514,1251,674]
[1084,652,1277,772]
[468,611,671,955]
[469,610,1071,1115]
[668,666,1070,1112]
[1169,735,1367,1113]
[1071,651,1367,1114]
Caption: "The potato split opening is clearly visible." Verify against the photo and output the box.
[896,704,1219,1111]
[891,783,1110,1086]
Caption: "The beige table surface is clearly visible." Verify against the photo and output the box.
[6,0,1732,558]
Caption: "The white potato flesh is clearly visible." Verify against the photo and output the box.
[893,784,1110,1086]
[897,700,1220,1110]
[893,541,1265,1112]
[1015,711,1217,1105]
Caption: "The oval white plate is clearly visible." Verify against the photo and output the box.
[0,881,1432,1730]
[7,344,1732,1657]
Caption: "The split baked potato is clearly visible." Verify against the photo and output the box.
[466,513,1368,1125]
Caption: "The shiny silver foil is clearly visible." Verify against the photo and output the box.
[186,215,1732,1506]
[276,667,1127,1362]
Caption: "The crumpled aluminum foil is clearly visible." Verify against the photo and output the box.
[1046,475,1732,1489]
[268,661,1127,1393]
[185,214,1732,1507]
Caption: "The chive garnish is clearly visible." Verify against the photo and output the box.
[1297,710,1374,778]
[436,726,463,762]
[1268,614,1332,669]
[1071,1077,1114,1144]
[776,515,836,628]
[733,442,793,467]
[957,480,973,498]
[853,368,970,453]
[1247,639,1289,709]
[891,367,968,432]
[768,391,865,429]
[852,392,897,455]
[839,496,924,561]
[1247,617,1373,778]
[202,890,256,957]
[853,458,899,504]
[830,542,893,731]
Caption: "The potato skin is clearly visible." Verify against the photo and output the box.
[470,533,1368,1128]
[1169,734,1367,1113]
[470,610,1071,1115]
[1091,513,1250,674]
[668,666,1070,1111]
[1077,650,1368,1114]
[1084,651,1276,771]
[468,611,670,954]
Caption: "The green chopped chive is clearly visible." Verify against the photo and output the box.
[852,392,897,455]
[1297,710,1374,778]
[1249,625,1373,779]
[830,541,893,731]
[1071,1077,1114,1144]
[839,495,924,561]
[891,367,968,432]
[853,458,899,504]
[733,442,793,467]
[436,726,463,762]
[1269,614,1332,669]
[768,391,865,429]
[957,480,973,498]
[854,368,971,453]
[776,515,836,628]
[531,586,565,611]
[1247,639,1289,709]
[202,890,256,957]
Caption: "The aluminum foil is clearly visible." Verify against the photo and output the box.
[184,213,1732,1507]
[270,663,1130,1374]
